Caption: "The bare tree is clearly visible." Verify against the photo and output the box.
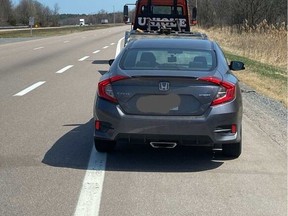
[0,0,14,25]
[14,0,60,26]
[197,0,215,27]
[52,3,60,26]
[192,0,286,28]
[233,0,267,25]
[15,0,37,25]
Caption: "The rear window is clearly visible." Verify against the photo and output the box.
[140,6,183,15]
[120,48,216,71]
[152,6,183,15]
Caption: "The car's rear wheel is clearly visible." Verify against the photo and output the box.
[222,141,242,158]
[94,139,116,152]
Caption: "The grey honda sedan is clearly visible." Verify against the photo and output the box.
[93,38,245,157]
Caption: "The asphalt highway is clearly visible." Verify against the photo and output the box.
[0,26,286,216]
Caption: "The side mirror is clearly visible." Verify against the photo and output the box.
[108,59,115,66]
[191,7,197,25]
[123,5,128,22]
[229,61,245,71]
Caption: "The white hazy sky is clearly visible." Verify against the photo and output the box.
[12,0,133,14]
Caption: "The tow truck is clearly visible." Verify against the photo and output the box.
[123,0,206,45]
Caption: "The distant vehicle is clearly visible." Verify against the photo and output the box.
[79,19,85,26]
[101,19,109,24]
[93,37,245,158]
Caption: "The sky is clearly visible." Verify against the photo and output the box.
[12,0,131,14]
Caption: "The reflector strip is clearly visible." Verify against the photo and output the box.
[232,124,237,134]
[95,121,101,130]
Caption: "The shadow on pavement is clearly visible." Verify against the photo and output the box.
[42,119,94,169]
[106,143,224,172]
[92,60,109,65]
[42,119,224,172]
[98,70,107,75]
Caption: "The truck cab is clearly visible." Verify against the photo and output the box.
[124,0,197,32]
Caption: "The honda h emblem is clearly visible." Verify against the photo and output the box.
[159,82,170,91]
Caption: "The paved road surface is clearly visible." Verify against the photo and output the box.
[0,26,287,216]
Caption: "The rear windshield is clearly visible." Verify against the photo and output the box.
[152,6,183,15]
[140,6,183,15]
[120,48,216,71]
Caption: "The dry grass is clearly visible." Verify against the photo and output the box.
[194,21,287,107]
[234,70,287,106]
[196,20,287,69]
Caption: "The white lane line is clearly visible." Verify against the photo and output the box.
[74,147,107,216]
[93,50,100,54]
[74,38,124,216]
[116,37,124,58]
[33,47,44,50]
[78,56,90,61]
[14,81,46,96]
[56,65,74,74]
[102,46,109,49]
[64,41,70,43]
[110,43,115,45]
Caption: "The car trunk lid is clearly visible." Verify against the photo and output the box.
[111,73,221,116]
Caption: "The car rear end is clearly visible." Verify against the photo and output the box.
[93,39,243,156]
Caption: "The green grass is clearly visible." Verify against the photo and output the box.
[225,52,287,81]
[225,51,287,107]
[0,24,119,38]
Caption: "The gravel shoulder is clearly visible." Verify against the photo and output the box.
[240,82,287,153]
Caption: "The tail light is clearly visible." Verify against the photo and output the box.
[199,76,236,106]
[98,75,129,103]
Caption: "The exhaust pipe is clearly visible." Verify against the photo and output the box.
[150,141,177,149]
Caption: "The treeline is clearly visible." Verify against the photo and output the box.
[188,0,287,28]
[1,0,287,28]
[0,0,123,27]
[59,10,124,26]
[0,0,59,26]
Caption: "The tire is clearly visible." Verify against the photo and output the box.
[222,141,242,158]
[94,139,116,152]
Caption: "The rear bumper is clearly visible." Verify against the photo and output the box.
[94,97,242,146]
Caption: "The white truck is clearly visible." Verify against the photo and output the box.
[79,19,85,26]
[101,19,109,24]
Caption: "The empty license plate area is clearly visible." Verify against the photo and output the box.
[136,94,181,114]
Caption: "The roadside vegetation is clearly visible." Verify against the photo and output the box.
[0,0,123,27]
[195,22,287,107]
[0,0,59,27]
[189,0,287,107]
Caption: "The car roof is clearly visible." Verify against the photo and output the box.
[127,38,215,50]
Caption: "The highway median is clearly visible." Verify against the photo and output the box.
[0,24,121,38]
